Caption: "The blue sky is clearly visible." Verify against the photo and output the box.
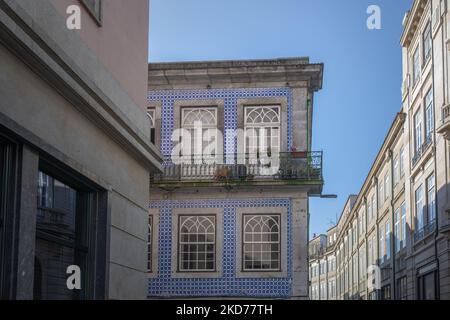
[149,0,413,237]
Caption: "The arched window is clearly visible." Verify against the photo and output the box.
[147,107,156,144]
[243,215,280,271]
[182,108,217,127]
[244,106,280,160]
[178,215,216,271]
[181,108,218,160]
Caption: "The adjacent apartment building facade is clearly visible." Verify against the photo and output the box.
[0,0,162,299]
[147,58,324,298]
[309,0,450,300]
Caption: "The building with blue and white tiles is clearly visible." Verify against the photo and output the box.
[146,58,324,299]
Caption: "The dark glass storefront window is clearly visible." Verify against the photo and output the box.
[381,285,391,300]
[0,139,17,299]
[34,171,91,300]
[396,276,408,300]
[418,271,437,300]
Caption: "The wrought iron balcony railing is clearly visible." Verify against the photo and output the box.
[414,219,436,243]
[412,135,433,167]
[150,151,323,185]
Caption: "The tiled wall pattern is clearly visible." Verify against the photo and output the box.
[148,199,293,298]
[148,87,293,161]
[148,88,294,297]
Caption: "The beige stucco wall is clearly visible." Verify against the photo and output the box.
[0,43,149,299]
[0,0,160,300]
[49,0,150,111]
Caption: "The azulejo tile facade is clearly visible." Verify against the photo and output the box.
[147,86,294,298]
[148,87,293,160]
[147,58,324,299]
[148,199,293,298]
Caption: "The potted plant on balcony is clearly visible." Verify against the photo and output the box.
[290,147,307,158]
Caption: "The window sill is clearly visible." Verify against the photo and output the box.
[235,270,288,279]
[171,271,222,279]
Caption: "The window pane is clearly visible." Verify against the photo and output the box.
[35,171,88,300]
[244,106,281,158]
[414,112,423,154]
[243,215,280,271]
[419,272,436,300]
[401,203,407,248]
[34,238,76,300]
[427,174,436,222]
[0,141,17,298]
[181,108,218,159]
[179,215,215,271]
[37,172,77,242]
[423,23,432,61]
[413,46,420,84]
[425,89,434,138]
[415,185,424,230]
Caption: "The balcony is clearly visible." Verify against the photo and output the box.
[414,220,436,243]
[150,151,323,191]
[437,104,450,139]
[411,135,433,167]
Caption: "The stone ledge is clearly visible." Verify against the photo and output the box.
[149,58,324,92]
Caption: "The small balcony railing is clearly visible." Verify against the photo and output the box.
[151,151,323,185]
[412,135,433,167]
[414,219,436,243]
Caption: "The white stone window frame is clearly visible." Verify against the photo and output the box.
[147,102,162,149]
[171,208,223,278]
[237,97,288,155]
[173,100,224,160]
[147,106,157,145]
[178,215,216,272]
[147,108,156,128]
[244,105,281,157]
[236,207,288,278]
[180,107,219,161]
[414,107,423,155]
[242,214,281,272]
[424,87,434,138]
[148,208,160,279]
[412,44,421,87]
[422,21,432,64]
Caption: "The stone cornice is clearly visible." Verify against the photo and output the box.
[400,0,428,47]
[148,58,324,91]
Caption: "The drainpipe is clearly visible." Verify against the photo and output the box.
[431,0,441,300]
[389,149,396,299]
[306,96,311,152]
[364,196,369,299]
[374,177,380,300]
